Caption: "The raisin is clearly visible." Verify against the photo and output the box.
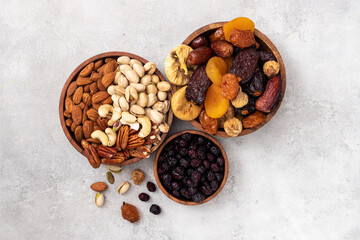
[223,17,255,41]
[235,95,257,116]
[255,75,281,112]
[191,36,208,49]
[199,110,219,135]
[206,57,228,86]
[230,48,258,83]
[221,73,240,100]
[258,50,276,63]
[230,29,256,48]
[242,111,266,128]
[185,65,212,105]
[138,193,150,202]
[146,182,156,192]
[242,67,267,97]
[204,84,229,118]
[121,202,140,223]
[187,47,212,65]
[149,204,161,215]
[210,41,233,58]
[209,27,225,42]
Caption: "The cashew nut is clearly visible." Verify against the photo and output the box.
[133,63,145,78]
[120,118,140,130]
[144,62,156,75]
[137,116,151,138]
[105,128,117,147]
[159,122,169,133]
[91,130,109,146]
[157,91,167,101]
[117,56,130,65]
[140,75,152,86]
[98,104,113,118]
[108,107,122,126]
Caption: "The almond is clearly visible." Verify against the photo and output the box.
[83,93,91,106]
[65,97,74,113]
[76,76,92,85]
[94,59,103,71]
[101,72,116,88]
[92,91,109,104]
[72,86,83,104]
[65,118,73,127]
[64,111,71,118]
[74,125,83,142]
[101,96,113,105]
[84,84,90,93]
[72,105,82,125]
[103,60,117,74]
[90,72,102,81]
[97,79,106,91]
[83,120,94,139]
[92,102,102,111]
[67,81,78,96]
[78,102,85,109]
[86,108,99,121]
[90,182,108,192]
[105,58,115,63]
[82,105,89,124]
[97,64,106,75]
[90,82,98,94]
[79,62,94,77]
[71,122,77,132]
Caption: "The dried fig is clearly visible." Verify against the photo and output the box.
[171,86,203,121]
[224,117,242,137]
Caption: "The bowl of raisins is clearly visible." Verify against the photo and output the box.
[168,17,286,137]
[154,130,229,205]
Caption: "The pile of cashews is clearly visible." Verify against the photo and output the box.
[91,56,171,147]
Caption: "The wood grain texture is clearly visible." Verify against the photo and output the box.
[153,130,229,205]
[59,52,174,166]
[170,22,286,137]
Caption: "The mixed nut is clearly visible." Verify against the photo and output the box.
[64,56,172,168]
[165,17,282,137]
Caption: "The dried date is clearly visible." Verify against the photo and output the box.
[258,50,276,63]
[209,27,225,42]
[187,47,212,65]
[210,41,233,58]
[186,65,212,105]
[242,111,266,128]
[230,48,258,83]
[255,75,281,112]
[242,67,267,96]
[191,36,208,49]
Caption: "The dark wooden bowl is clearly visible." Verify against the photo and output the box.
[170,21,286,137]
[59,52,174,165]
[154,130,229,205]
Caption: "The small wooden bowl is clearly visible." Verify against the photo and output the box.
[59,52,174,165]
[171,21,286,137]
[154,130,229,205]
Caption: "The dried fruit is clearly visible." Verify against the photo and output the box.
[230,29,255,48]
[258,50,276,63]
[171,86,203,121]
[230,48,258,83]
[147,181,156,192]
[90,182,107,192]
[199,110,219,135]
[243,67,267,97]
[204,84,229,118]
[263,60,280,78]
[209,27,225,42]
[164,45,196,86]
[236,95,256,116]
[221,73,239,100]
[224,117,242,137]
[106,171,115,184]
[191,36,208,48]
[118,181,130,194]
[210,41,233,58]
[131,169,145,185]
[255,75,281,112]
[149,204,161,215]
[138,193,150,202]
[187,47,212,65]
[231,86,248,108]
[223,57,233,73]
[218,105,235,128]
[121,202,140,223]
[223,17,255,41]
[242,110,266,128]
[185,65,212,105]
[95,193,104,207]
[206,57,227,86]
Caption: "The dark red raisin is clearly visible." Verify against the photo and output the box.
[147,182,156,192]
[201,182,213,195]
[185,65,212,105]
[258,50,276,63]
[139,193,150,202]
[150,204,161,215]
[242,67,267,97]
[192,192,205,202]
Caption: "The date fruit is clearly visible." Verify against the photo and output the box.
[243,67,267,96]
[187,47,212,65]
[210,41,233,58]
[230,48,258,83]
[191,36,208,49]
[186,65,212,105]
[230,29,256,48]
[255,75,281,112]
[199,110,219,135]
[223,17,255,41]
[209,27,225,42]
[258,50,276,63]
[206,57,227,86]
[242,111,266,128]
[221,73,239,100]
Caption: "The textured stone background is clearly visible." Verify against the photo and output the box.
[0,0,359,239]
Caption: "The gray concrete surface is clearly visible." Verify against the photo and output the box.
[0,0,359,239]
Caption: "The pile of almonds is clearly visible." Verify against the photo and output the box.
[63,56,172,168]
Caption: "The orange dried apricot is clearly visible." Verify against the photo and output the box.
[204,84,229,118]
[205,57,227,86]
[199,109,219,135]
[221,73,239,100]
[223,17,255,41]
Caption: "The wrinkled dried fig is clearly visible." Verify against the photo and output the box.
[224,117,242,137]
[171,86,203,121]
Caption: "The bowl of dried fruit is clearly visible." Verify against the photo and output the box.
[59,52,173,168]
[165,17,286,137]
[154,130,229,205]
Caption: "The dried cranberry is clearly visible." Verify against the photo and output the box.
[196,146,206,160]
[161,173,172,183]
[157,167,165,175]
[191,158,201,168]
[172,190,180,198]
[201,182,213,196]
[180,188,191,199]
[175,154,182,160]
[215,173,223,182]
[150,204,161,215]
[167,149,175,156]
[191,171,201,183]
[188,187,197,195]
[197,166,205,174]
[171,182,181,191]
[196,136,205,145]
[210,146,220,156]
[167,157,177,167]
[211,163,220,172]
[188,149,197,159]
[181,133,193,142]
[205,141,212,149]
[138,193,150,202]
[207,171,215,181]
[147,182,156,192]
[186,178,195,188]
[216,156,225,166]
[179,148,188,156]
[186,168,194,176]
[207,153,215,162]
[179,139,187,147]
[180,158,190,168]
[172,166,185,180]
[160,162,170,171]
[210,180,219,191]
[192,192,205,202]
[203,160,210,169]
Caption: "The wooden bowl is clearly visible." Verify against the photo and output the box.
[171,21,286,137]
[59,51,174,165]
[154,130,229,205]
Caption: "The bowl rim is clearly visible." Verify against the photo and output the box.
[171,21,286,138]
[59,51,174,165]
[153,130,229,205]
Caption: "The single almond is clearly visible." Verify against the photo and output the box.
[83,84,90,93]
[72,105,82,125]
[101,96,113,105]
[70,122,77,132]
[74,125,83,142]
[82,93,91,106]
[91,182,107,192]
[79,62,94,77]
[94,59,103,71]
[86,108,99,121]
[90,72,102,81]
[101,72,116,88]
[103,60,117,74]
[76,76,92,85]
[105,58,115,63]
[92,91,109,104]
[78,102,85,109]
[65,118,73,127]
[90,82,98,94]
[67,81,78,96]
[65,97,74,113]
[83,120,94,139]
[82,105,89,124]
[72,86,83,104]
[97,79,107,91]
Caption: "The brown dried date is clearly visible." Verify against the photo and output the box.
[242,67,267,97]
[209,27,225,42]
[187,47,212,65]
[210,41,233,58]
[255,75,281,112]
[191,36,208,49]
[242,111,266,128]
[185,65,212,105]
[235,95,257,116]
[258,50,276,63]
[230,29,255,48]
[230,48,258,83]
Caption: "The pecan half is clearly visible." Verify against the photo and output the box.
[97,145,118,158]
[96,118,108,131]
[123,149,130,159]
[129,146,151,159]
[102,152,126,165]
[144,128,160,145]
[126,135,145,149]
[84,144,101,168]
[116,125,130,150]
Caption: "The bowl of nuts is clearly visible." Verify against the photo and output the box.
[59,52,173,167]
[154,130,229,205]
[165,17,286,137]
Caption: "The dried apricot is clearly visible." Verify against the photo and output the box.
[242,111,266,128]
[204,84,229,118]
[223,17,255,41]
[206,57,227,86]
[199,110,219,135]
[221,73,239,100]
